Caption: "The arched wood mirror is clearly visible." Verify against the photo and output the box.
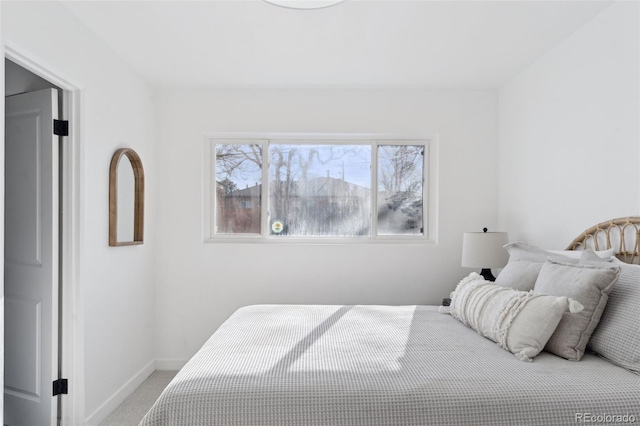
[109,148,144,246]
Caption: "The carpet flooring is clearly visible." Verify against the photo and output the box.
[99,370,178,426]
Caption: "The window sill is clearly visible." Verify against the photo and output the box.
[203,236,437,245]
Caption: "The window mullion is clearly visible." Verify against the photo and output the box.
[261,140,270,238]
[204,140,214,239]
[422,143,429,237]
[209,141,218,238]
[371,140,379,239]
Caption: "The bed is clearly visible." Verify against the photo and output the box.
[140,217,640,426]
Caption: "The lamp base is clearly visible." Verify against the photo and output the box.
[480,268,496,282]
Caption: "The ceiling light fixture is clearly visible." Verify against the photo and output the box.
[264,0,344,10]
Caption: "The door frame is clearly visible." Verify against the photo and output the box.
[4,44,85,426]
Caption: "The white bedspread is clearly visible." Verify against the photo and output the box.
[140,305,640,425]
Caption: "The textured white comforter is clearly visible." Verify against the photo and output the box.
[140,305,640,425]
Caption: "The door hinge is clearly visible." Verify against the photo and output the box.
[54,119,69,137]
[53,378,68,396]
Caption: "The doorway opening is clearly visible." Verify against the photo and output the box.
[4,49,83,426]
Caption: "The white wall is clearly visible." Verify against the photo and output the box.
[2,2,157,423]
[155,89,499,363]
[498,1,639,248]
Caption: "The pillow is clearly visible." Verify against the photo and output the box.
[580,249,612,264]
[495,242,578,291]
[448,273,583,362]
[533,258,620,361]
[587,257,640,374]
[547,248,614,260]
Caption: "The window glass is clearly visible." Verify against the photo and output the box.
[377,145,424,235]
[209,138,430,241]
[268,144,371,237]
[214,143,262,234]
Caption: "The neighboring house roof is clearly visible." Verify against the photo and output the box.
[226,184,262,197]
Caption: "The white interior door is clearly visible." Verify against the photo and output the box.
[4,88,59,426]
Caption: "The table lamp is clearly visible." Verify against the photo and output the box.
[462,228,509,281]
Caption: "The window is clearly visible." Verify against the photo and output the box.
[214,142,263,234]
[269,143,371,237]
[377,145,424,236]
[206,136,435,242]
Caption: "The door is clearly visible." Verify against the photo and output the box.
[4,88,59,426]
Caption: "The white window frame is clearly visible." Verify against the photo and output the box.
[203,133,439,244]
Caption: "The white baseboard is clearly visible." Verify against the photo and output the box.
[84,360,156,426]
[155,358,188,371]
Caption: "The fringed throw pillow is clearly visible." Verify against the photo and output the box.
[447,273,583,362]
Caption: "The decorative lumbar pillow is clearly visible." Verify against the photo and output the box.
[495,242,578,291]
[448,273,583,362]
[587,257,640,374]
[533,258,620,361]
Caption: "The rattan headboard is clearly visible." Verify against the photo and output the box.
[566,217,640,264]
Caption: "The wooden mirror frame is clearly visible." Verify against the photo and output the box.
[109,148,144,246]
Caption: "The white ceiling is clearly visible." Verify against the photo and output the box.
[61,0,613,89]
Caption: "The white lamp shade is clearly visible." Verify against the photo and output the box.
[461,232,509,268]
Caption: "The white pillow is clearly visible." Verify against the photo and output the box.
[494,242,577,291]
[547,248,614,260]
[585,255,640,374]
[448,273,583,362]
[533,258,620,360]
